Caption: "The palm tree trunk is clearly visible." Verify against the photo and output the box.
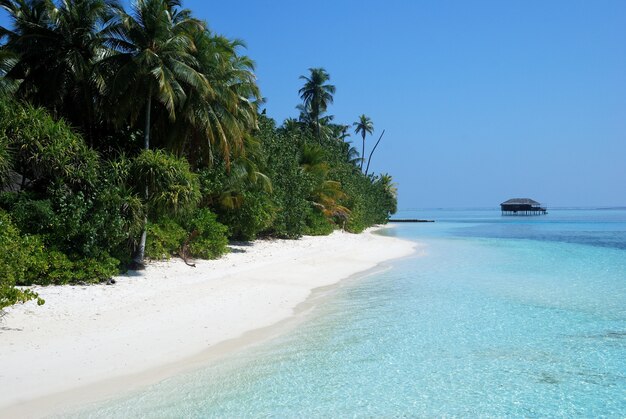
[134,94,152,268]
[360,134,365,171]
[144,94,151,150]
[365,130,385,176]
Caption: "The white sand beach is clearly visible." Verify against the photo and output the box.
[0,228,415,417]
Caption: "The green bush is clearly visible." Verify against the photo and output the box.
[218,191,275,241]
[145,210,228,261]
[0,96,99,189]
[70,254,120,283]
[257,116,310,238]
[145,217,187,260]
[0,207,119,288]
[37,250,74,285]
[1,186,130,259]
[184,209,229,259]
[131,150,201,217]
[0,209,27,286]
[7,195,56,236]
[18,234,49,285]
[0,134,11,187]
[304,209,335,236]
[0,210,44,309]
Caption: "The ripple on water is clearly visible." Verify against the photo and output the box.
[74,212,626,417]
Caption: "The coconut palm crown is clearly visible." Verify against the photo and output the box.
[298,67,335,141]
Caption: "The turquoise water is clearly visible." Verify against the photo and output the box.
[75,209,626,417]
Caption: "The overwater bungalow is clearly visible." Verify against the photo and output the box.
[500,198,547,215]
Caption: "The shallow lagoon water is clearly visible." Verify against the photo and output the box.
[74,209,626,417]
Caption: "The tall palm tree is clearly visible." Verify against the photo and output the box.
[298,67,335,142]
[103,0,209,265]
[170,30,260,169]
[0,0,121,142]
[103,0,208,150]
[353,114,373,171]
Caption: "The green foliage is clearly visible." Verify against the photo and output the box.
[0,207,119,287]
[304,209,335,236]
[145,209,229,260]
[217,191,275,241]
[146,212,228,260]
[70,254,120,284]
[0,209,28,286]
[0,133,11,187]
[6,195,56,235]
[0,286,44,312]
[0,210,43,310]
[131,150,201,217]
[0,0,400,309]
[0,96,99,189]
[184,209,229,259]
[258,116,310,238]
[0,186,129,259]
[145,217,187,260]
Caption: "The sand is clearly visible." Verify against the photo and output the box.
[0,227,415,417]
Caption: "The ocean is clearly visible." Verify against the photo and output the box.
[73,209,626,417]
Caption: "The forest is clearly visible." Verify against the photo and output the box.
[0,0,397,309]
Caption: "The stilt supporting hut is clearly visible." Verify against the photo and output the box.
[500,198,547,215]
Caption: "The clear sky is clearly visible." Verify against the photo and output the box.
[2,1,625,208]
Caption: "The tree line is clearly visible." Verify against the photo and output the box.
[0,0,397,310]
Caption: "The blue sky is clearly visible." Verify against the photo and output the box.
[2,1,625,208]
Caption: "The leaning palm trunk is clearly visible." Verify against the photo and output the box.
[134,94,152,267]
[364,129,385,176]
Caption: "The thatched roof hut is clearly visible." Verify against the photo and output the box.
[500,198,547,215]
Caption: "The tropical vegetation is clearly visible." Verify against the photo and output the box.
[0,0,397,310]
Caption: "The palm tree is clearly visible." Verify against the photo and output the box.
[377,173,397,214]
[298,67,335,142]
[103,0,209,265]
[170,30,261,169]
[281,117,301,133]
[300,143,349,221]
[0,0,121,143]
[353,114,373,171]
[103,0,207,149]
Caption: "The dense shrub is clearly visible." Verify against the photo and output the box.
[131,149,201,217]
[197,148,275,241]
[0,186,129,259]
[145,217,187,260]
[0,96,99,189]
[257,117,311,238]
[304,209,335,236]
[184,209,229,259]
[0,214,118,286]
[0,134,10,187]
[145,210,229,260]
[0,210,43,309]
[217,191,275,241]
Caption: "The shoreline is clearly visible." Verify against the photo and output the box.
[0,227,416,417]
